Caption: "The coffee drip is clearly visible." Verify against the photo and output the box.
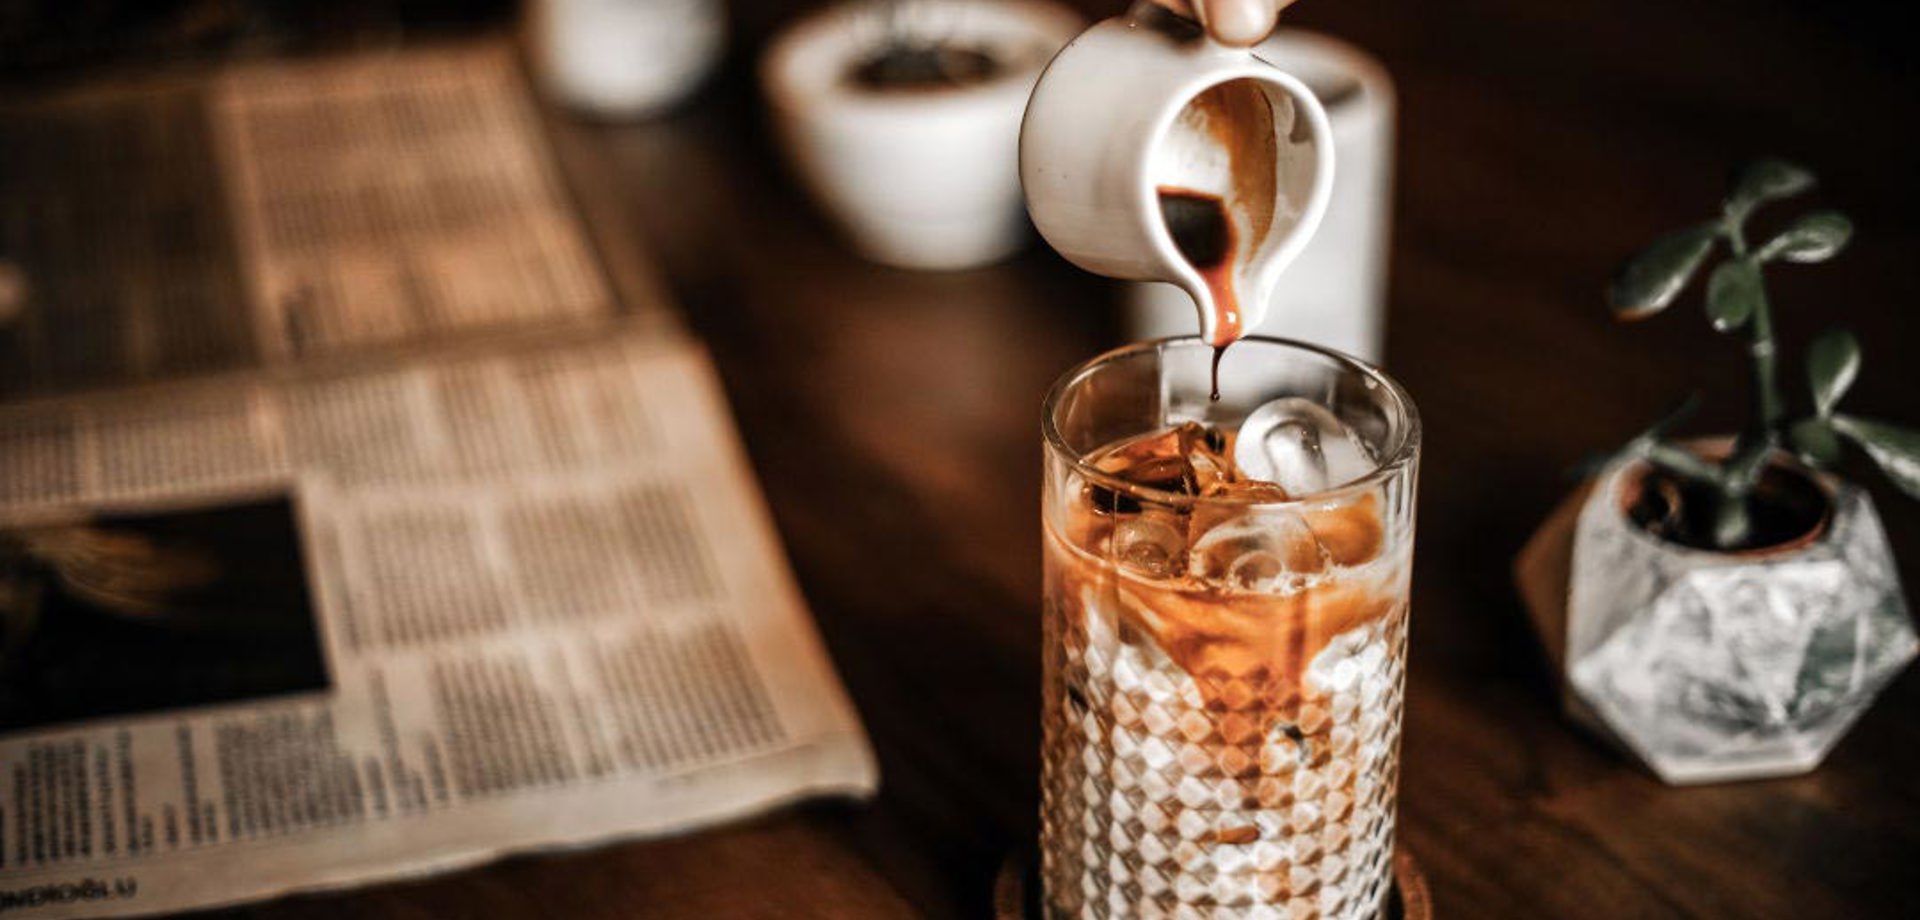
[1157,187,1239,401]
[1156,77,1285,401]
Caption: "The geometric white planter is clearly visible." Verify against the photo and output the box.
[1565,456,1917,784]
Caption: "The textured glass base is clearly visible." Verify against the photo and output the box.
[995,848,1431,920]
[1040,588,1406,919]
[1566,460,1917,784]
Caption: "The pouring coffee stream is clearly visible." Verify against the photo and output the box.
[1156,186,1239,399]
[1150,71,1297,400]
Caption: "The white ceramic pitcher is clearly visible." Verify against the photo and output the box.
[1019,2,1334,345]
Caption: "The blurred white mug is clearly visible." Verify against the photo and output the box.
[527,0,725,118]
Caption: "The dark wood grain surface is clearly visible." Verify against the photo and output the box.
[166,0,1919,916]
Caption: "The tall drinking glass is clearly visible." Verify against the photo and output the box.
[1040,337,1420,920]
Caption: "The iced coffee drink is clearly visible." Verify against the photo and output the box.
[1041,338,1419,920]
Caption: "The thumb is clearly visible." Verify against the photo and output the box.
[1149,0,1294,48]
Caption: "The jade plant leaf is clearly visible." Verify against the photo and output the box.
[1834,415,1920,499]
[1807,328,1861,417]
[1646,391,1701,439]
[1761,211,1853,263]
[1610,224,1719,319]
[1789,416,1842,467]
[1643,439,1722,483]
[1612,394,1715,480]
[1727,158,1815,214]
[1705,259,1761,332]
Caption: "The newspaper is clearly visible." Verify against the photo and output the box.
[211,45,617,362]
[0,331,877,918]
[0,44,876,920]
[0,43,622,400]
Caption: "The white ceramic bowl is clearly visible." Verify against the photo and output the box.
[763,0,1082,270]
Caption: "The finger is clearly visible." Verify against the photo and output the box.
[1200,0,1287,47]
[1146,0,1297,47]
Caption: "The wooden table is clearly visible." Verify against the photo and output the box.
[188,0,1920,916]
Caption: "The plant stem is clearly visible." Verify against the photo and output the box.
[1723,217,1783,495]
[1691,214,1783,549]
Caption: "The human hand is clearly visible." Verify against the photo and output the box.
[1151,0,1299,47]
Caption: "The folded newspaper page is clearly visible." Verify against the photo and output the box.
[0,330,877,918]
[0,42,625,401]
[0,41,875,920]
[211,44,618,363]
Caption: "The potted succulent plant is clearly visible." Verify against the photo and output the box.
[761,0,1080,270]
[1521,159,1919,785]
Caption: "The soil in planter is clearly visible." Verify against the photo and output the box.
[1626,462,1831,553]
[850,43,1003,91]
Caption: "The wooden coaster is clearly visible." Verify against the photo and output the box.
[994,846,1432,919]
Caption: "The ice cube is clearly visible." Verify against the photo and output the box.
[1182,425,1234,495]
[1113,509,1189,579]
[1189,507,1329,592]
[1234,398,1375,497]
[1091,422,1234,497]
